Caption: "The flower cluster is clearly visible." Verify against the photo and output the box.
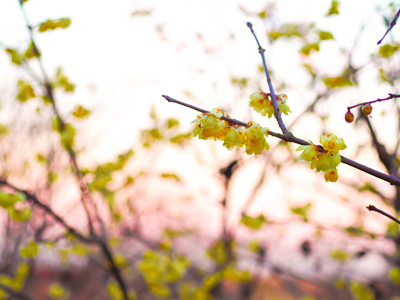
[249,90,291,118]
[191,108,269,155]
[296,134,346,182]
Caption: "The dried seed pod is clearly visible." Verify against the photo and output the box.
[362,104,373,115]
[345,110,354,123]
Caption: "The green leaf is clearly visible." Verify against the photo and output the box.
[222,266,251,282]
[248,240,260,253]
[240,214,266,230]
[268,24,303,40]
[344,226,364,236]
[300,43,319,55]
[0,125,8,137]
[390,267,400,284]
[330,249,349,263]
[72,105,90,118]
[53,68,75,92]
[23,42,40,59]
[167,118,179,129]
[379,44,398,58]
[387,221,399,237]
[5,48,23,65]
[16,80,36,102]
[38,18,71,32]
[20,241,39,258]
[290,203,311,222]
[161,173,180,182]
[206,240,227,265]
[318,31,334,40]
[322,76,353,89]
[357,182,379,195]
[258,11,266,19]
[327,0,339,16]
[349,282,374,300]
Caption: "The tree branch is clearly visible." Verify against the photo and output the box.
[366,205,400,225]
[246,22,289,134]
[162,95,400,186]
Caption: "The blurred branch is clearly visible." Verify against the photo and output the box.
[377,8,400,44]
[0,178,129,300]
[247,22,289,134]
[163,95,400,186]
[0,283,34,300]
[17,0,104,237]
[366,205,400,225]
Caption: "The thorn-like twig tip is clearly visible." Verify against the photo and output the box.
[366,205,375,211]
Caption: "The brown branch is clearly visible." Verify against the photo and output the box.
[366,205,400,225]
[347,93,400,111]
[162,95,400,186]
[0,283,35,300]
[17,1,105,237]
[0,178,129,300]
[246,22,289,134]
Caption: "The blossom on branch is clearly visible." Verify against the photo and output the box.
[296,134,346,182]
[249,90,291,118]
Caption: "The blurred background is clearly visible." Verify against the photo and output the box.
[1,0,400,299]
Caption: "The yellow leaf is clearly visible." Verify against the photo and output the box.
[327,0,339,15]
[161,173,180,182]
[38,18,71,32]
[5,49,22,65]
[240,214,266,230]
[72,105,90,118]
[48,283,65,298]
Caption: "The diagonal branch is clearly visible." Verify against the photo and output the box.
[17,0,105,237]
[367,205,400,225]
[162,95,400,186]
[377,8,400,45]
[0,177,129,300]
[246,22,289,134]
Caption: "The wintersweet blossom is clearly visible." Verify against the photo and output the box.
[244,124,269,155]
[296,134,346,182]
[222,127,246,151]
[249,91,291,118]
[191,108,224,140]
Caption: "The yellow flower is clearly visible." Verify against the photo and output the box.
[222,127,245,151]
[244,124,269,155]
[316,153,340,172]
[324,169,338,182]
[296,142,319,169]
[191,108,224,140]
[249,91,291,118]
[320,134,346,154]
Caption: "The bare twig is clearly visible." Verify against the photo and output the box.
[246,22,289,134]
[347,93,400,111]
[377,8,400,45]
[17,0,106,237]
[0,178,129,300]
[366,205,400,225]
[162,95,400,186]
[0,283,35,300]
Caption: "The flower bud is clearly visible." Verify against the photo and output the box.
[344,111,354,123]
[362,104,372,115]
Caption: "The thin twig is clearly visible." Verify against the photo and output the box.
[162,95,400,186]
[347,93,400,111]
[0,283,34,300]
[377,8,400,45]
[246,22,289,134]
[17,0,105,237]
[0,178,129,300]
[366,205,400,225]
